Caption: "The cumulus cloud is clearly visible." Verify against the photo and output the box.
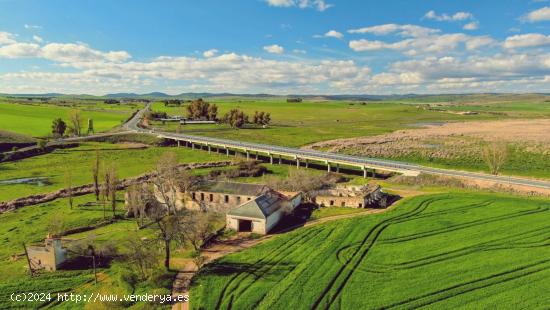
[348,24,494,54]
[0,31,16,45]
[423,10,474,21]
[263,44,284,54]
[293,49,306,54]
[524,6,550,22]
[503,33,550,49]
[203,49,218,58]
[314,30,343,39]
[264,0,333,11]
[40,43,131,63]
[33,35,43,43]
[463,22,479,30]
[0,43,41,58]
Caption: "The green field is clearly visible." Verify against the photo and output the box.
[151,99,550,147]
[0,101,139,138]
[190,193,550,309]
[0,142,226,201]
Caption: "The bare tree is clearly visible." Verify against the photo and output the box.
[68,110,83,136]
[106,163,118,218]
[151,152,182,215]
[48,214,65,237]
[92,150,101,201]
[146,199,184,271]
[482,142,508,175]
[126,184,149,227]
[64,168,74,210]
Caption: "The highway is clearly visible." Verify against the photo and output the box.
[124,103,550,191]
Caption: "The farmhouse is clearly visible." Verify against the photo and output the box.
[226,191,302,234]
[188,182,272,211]
[26,235,67,272]
[312,184,386,208]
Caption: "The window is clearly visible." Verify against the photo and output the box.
[200,193,204,201]
[341,202,345,207]
[247,197,251,201]
[358,203,363,208]
[224,195,229,203]
[237,196,241,203]
[209,193,213,202]
[330,200,334,206]
[192,192,196,200]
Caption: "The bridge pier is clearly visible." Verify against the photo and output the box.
[269,154,273,164]
[255,152,259,160]
[305,159,309,168]
[246,151,250,160]
[296,158,300,168]
[226,148,229,156]
[336,164,340,173]
[208,145,211,153]
[327,162,331,172]
[278,155,282,164]
[363,167,367,178]
[192,143,195,150]
[177,140,180,147]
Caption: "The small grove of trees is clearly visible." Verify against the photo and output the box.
[163,99,184,107]
[252,111,271,127]
[481,142,508,175]
[51,118,67,137]
[186,98,218,120]
[222,108,248,129]
[104,99,120,104]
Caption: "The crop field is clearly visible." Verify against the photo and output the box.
[0,142,225,201]
[190,193,550,309]
[0,101,139,138]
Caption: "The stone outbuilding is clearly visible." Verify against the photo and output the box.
[312,184,385,208]
[26,236,67,272]
[226,191,302,234]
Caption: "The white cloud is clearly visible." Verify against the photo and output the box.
[463,22,479,30]
[33,35,43,43]
[203,49,218,58]
[503,33,550,48]
[423,10,474,21]
[0,31,16,45]
[263,44,284,54]
[40,43,131,63]
[24,24,42,29]
[0,43,41,58]
[314,30,344,39]
[324,30,343,39]
[348,24,439,37]
[524,6,550,22]
[264,0,333,11]
[348,24,494,54]
[293,49,306,54]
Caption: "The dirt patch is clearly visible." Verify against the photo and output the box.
[304,119,550,160]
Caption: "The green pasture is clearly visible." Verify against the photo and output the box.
[151,100,506,147]
[0,101,139,138]
[191,192,550,309]
[0,142,226,202]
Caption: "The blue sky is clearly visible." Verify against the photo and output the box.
[0,0,549,94]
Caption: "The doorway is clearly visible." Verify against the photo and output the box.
[238,219,252,232]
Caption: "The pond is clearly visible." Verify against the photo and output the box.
[0,177,52,186]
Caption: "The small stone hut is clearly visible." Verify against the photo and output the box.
[26,235,67,272]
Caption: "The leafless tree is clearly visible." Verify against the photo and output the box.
[151,152,182,215]
[126,183,149,227]
[482,142,508,175]
[64,168,73,210]
[105,163,118,218]
[68,110,83,136]
[48,214,65,237]
[123,234,159,280]
[92,150,101,201]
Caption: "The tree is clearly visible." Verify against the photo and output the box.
[126,183,149,227]
[51,118,67,137]
[106,163,118,218]
[68,110,83,136]
[87,119,94,135]
[482,142,508,175]
[64,168,73,209]
[223,109,248,129]
[186,98,218,120]
[123,234,159,280]
[151,152,182,215]
[92,150,101,201]
[253,111,271,127]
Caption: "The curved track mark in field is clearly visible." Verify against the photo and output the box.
[381,206,548,244]
[384,259,550,309]
[215,227,325,309]
[311,196,447,309]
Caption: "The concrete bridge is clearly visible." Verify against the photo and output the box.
[156,132,420,178]
[124,103,550,190]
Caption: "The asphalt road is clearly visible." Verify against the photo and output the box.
[125,103,550,190]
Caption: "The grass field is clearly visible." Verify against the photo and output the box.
[151,99,550,147]
[190,192,550,309]
[0,142,226,201]
[0,101,139,138]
